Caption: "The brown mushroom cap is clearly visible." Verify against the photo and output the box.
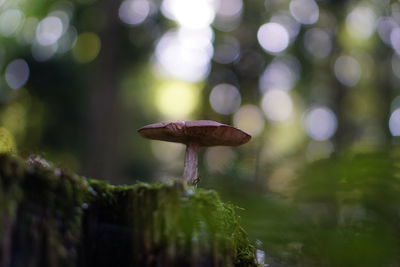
[138,120,251,146]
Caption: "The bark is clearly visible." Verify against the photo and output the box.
[0,154,257,267]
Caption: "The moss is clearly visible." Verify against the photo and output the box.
[0,153,257,267]
[0,154,90,267]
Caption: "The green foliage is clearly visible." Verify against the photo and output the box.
[0,128,16,154]
[226,150,400,266]
[293,150,400,266]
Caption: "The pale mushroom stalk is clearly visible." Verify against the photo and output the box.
[182,142,199,184]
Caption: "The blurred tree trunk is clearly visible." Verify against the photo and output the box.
[374,39,394,143]
[329,2,392,149]
[329,2,351,150]
[84,0,123,181]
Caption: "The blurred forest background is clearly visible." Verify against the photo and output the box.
[0,0,400,265]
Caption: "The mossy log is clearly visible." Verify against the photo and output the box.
[0,154,257,267]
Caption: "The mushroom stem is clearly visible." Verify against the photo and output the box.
[182,142,199,184]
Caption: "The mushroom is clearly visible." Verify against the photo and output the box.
[138,120,251,185]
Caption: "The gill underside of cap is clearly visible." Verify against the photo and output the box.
[138,120,251,146]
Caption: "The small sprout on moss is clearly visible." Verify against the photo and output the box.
[138,120,251,185]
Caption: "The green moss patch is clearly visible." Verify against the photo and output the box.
[0,154,257,267]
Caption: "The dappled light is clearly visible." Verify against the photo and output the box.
[72,32,101,63]
[233,105,265,137]
[154,80,199,119]
[161,0,215,29]
[390,28,400,55]
[209,83,241,115]
[259,56,300,92]
[346,5,376,40]
[154,28,213,81]
[0,127,16,153]
[389,108,400,136]
[36,16,64,46]
[271,13,300,41]
[334,55,362,87]
[0,8,23,37]
[261,89,293,122]
[303,28,332,59]
[5,59,29,89]
[304,106,337,141]
[1,0,400,265]
[215,0,243,18]
[119,0,152,26]
[289,0,319,25]
[257,22,289,54]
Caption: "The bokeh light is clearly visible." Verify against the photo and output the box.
[390,27,400,55]
[377,16,397,45]
[50,10,70,33]
[303,28,332,59]
[257,22,289,54]
[5,59,30,90]
[155,80,199,119]
[346,5,376,40]
[36,16,64,46]
[213,0,243,31]
[0,1,399,265]
[161,0,215,29]
[119,0,152,26]
[72,32,101,63]
[233,105,265,137]
[261,89,293,122]
[289,0,319,25]
[205,146,236,173]
[0,9,24,37]
[0,127,16,153]
[213,36,240,64]
[150,140,184,163]
[215,0,242,18]
[334,55,362,87]
[304,106,337,141]
[389,108,400,136]
[154,28,213,82]
[271,13,300,41]
[1,102,26,140]
[209,83,241,115]
[261,120,305,161]
[259,56,300,93]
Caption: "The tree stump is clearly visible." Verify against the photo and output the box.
[0,154,257,267]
